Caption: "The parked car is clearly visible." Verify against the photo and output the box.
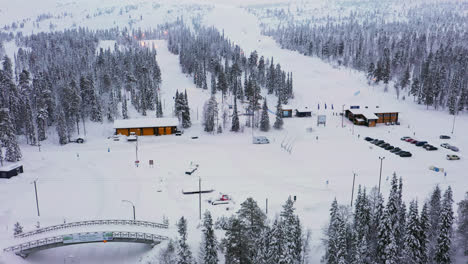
[399,152,412,157]
[410,140,418,144]
[385,145,395,150]
[449,145,459,152]
[441,143,450,149]
[440,135,451,139]
[71,135,85,143]
[371,139,379,144]
[376,141,386,146]
[390,147,401,153]
[446,154,460,160]
[380,143,390,148]
[364,137,374,141]
[401,136,411,141]
[406,138,416,143]
[127,132,138,141]
[424,145,438,151]
[112,134,121,141]
[394,150,405,155]
[253,136,270,144]
[175,130,183,136]
[416,141,428,147]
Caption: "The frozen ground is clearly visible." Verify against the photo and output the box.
[1,1,467,264]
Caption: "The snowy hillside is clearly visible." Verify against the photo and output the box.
[0,1,467,264]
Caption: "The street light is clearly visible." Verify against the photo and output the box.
[31,179,40,217]
[342,104,345,128]
[350,171,357,207]
[451,112,456,134]
[378,157,385,194]
[122,200,136,221]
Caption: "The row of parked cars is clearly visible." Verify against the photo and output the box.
[400,137,438,151]
[401,136,461,160]
[364,137,412,157]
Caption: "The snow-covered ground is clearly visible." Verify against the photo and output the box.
[1,1,467,264]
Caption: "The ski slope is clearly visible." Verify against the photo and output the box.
[1,1,467,264]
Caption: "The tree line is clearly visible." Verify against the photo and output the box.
[0,28,162,163]
[155,196,311,264]
[262,2,468,114]
[323,174,467,264]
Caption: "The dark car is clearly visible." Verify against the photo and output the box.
[394,150,405,155]
[399,152,412,157]
[390,147,402,153]
[424,145,438,151]
[440,135,451,139]
[371,139,380,144]
[376,141,386,146]
[416,141,428,147]
[410,140,418,144]
[380,143,390,148]
[401,136,411,141]
[385,145,395,150]
[364,137,374,141]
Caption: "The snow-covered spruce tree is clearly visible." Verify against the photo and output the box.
[158,240,177,264]
[237,197,267,261]
[13,222,23,235]
[182,90,191,128]
[203,96,218,133]
[324,199,340,264]
[268,217,283,263]
[456,192,468,257]
[353,186,371,263]
[428,186,442,262]
[0,108,22,162]
[122,95,129,119]
[260,99,270,132]
[156,98,163,118]
[279,197,302,264]
[0,143,3,166]
[225,216,249,264]
[56,108,67,145]
[434,187,454,264]
[419,202,430,264]
[176,216,194,264]
[200,211,218,264]
[403,200,423,264]
[231,97,240,132]
[273,95,283,130]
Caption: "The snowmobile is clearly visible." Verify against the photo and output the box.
[208,193,233,205]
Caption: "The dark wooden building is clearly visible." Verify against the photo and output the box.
[114,118,179,136]
[0,164,24,179]
[345,107,399,127]
[295,107,312,117]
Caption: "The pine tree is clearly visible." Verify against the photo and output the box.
[419,202,430,264]
[269,218,284,264]
[159,240,177,264]
[456,192,468,257]
[403,200,422,264]
[0,108,22,162]
[13,222,23,235]
[428,186,442,262]
[367,62,375,81]
[203,96,218,133]
[325,199,340,264]
[56,108,67,145]
[260,99,270,132]
[177,216,194,264]
[273,96,283,130]
[225,217,249,264]
[434,187,454,264]
[231,97,240,132]
[122,95,129,119]
[201,211,218,264]
[182,90,191,128]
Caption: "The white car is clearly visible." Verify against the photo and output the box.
[446,154,460,160]
[252,136,269,144]
[112,135,121,141]
[127,132,138,142]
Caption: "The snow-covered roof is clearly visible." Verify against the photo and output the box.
[0,163,22,172]
[282,105,293,110]
[347,109,379,120]
[113,118,179,129]
[296,107,312,112]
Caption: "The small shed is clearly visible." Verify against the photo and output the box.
[0,163,24,179]
[114,118,179,136]
[295,107,312,117]
[281,105,293,118]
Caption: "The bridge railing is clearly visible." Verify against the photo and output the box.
[4,231,168,254]
[14,220,169,239]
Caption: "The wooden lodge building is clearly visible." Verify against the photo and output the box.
[114,118,179,136]
[345,106,399,127]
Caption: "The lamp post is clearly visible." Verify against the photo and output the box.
[32,179,40,217]
[350,172,357,207]
[342,104,345,128]
[122,200,136,221]
[378,157,385,194]
[451,112,456,134]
